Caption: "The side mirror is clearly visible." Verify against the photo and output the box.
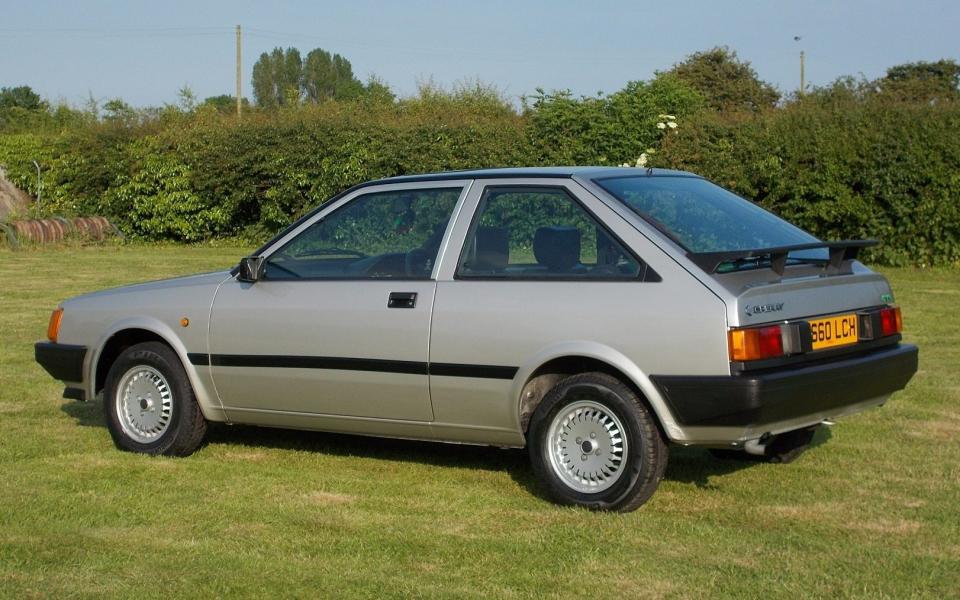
[237,256,265,283]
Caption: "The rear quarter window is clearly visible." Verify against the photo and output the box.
[457,186,657,280]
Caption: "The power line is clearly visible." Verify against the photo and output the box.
[243,27,661,64]
[0,24,672,64]
[0,26,233,39]
[0,26,232,33]
[0,23,684,76]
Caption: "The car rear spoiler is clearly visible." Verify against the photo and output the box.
[687,240,878,276]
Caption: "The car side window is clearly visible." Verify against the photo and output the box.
[457,186,654,280]
[264,187,462,280]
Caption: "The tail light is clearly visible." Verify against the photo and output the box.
[879,305,902,337]
[729,325,784,361]
[47,308,64,343]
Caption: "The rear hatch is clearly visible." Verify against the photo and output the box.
[588,172,905,374]
[706,259,902,373]
[717,263,893,328]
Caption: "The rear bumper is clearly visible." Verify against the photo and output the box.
[35,342,87,382]
[651,344,918,429]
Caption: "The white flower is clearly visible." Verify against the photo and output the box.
[636,153,648,168]
[620,162,631,167]
[667,121,678,129]
[658,114,677,120]
[656,122,666,129]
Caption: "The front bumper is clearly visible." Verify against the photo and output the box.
[651,343,918,429]
[35,342,87,382]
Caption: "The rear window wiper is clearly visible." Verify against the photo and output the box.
[714,256,766,273]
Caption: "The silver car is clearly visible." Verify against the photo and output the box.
[35,167,918,511]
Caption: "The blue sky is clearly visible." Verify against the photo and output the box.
[1,0,958,107]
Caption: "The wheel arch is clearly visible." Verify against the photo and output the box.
[512,342,683,442]
[94,328,167,394]
[88,318,223,421]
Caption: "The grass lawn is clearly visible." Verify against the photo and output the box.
[1,244,957,598]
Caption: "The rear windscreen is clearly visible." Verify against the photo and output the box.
[596,176,824,258]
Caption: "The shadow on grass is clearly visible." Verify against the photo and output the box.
[61,399,832,498]
[665,425,832,488]
[61,398,104,427]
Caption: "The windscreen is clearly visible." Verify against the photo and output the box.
[596,176,823,256]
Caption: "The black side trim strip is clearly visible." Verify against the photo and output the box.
[429,363,519,380]
[188,352,518,380]
[210,354,428,375]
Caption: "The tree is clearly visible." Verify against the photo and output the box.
[251,47,303,108]
[252,46,383,108]
[302,49,364,102]
[102,98,137,123]
[177,85,198,112]
[0,85,46,111]
[663,47,779,112]
[283,48,303,102]
[881,59,960,101]
[202,95,250,113]
[362,75,395,105]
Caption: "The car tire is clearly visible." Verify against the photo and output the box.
[103,341,207,456]
[528,372,668,512]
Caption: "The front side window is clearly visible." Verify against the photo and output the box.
[457,186,650,280]
[264,187,462,280]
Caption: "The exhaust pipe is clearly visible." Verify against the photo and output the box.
[744,432,772,456]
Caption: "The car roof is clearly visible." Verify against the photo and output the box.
[363,166,700,185]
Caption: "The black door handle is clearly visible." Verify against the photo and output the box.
[388,292,417,309]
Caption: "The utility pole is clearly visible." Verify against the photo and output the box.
[236,24,242,118]
[794,36,805,97]
[800,50,806,96]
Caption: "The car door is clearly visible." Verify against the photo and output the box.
[207,182,468,421]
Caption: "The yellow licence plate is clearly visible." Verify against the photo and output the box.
[809,313,859,350]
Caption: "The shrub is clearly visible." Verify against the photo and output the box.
[105,137,229,241]
[1,79,958,265]
[524,74,704,165]
[654,92,960,265]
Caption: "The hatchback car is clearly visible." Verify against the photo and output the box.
[35,167,918,511]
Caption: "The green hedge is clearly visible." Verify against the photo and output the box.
[1,90,958,265]
[652,93,960,266]
[0,105,533,240]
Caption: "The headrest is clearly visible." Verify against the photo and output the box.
[534,226,580,271]
[472,226,509,271]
